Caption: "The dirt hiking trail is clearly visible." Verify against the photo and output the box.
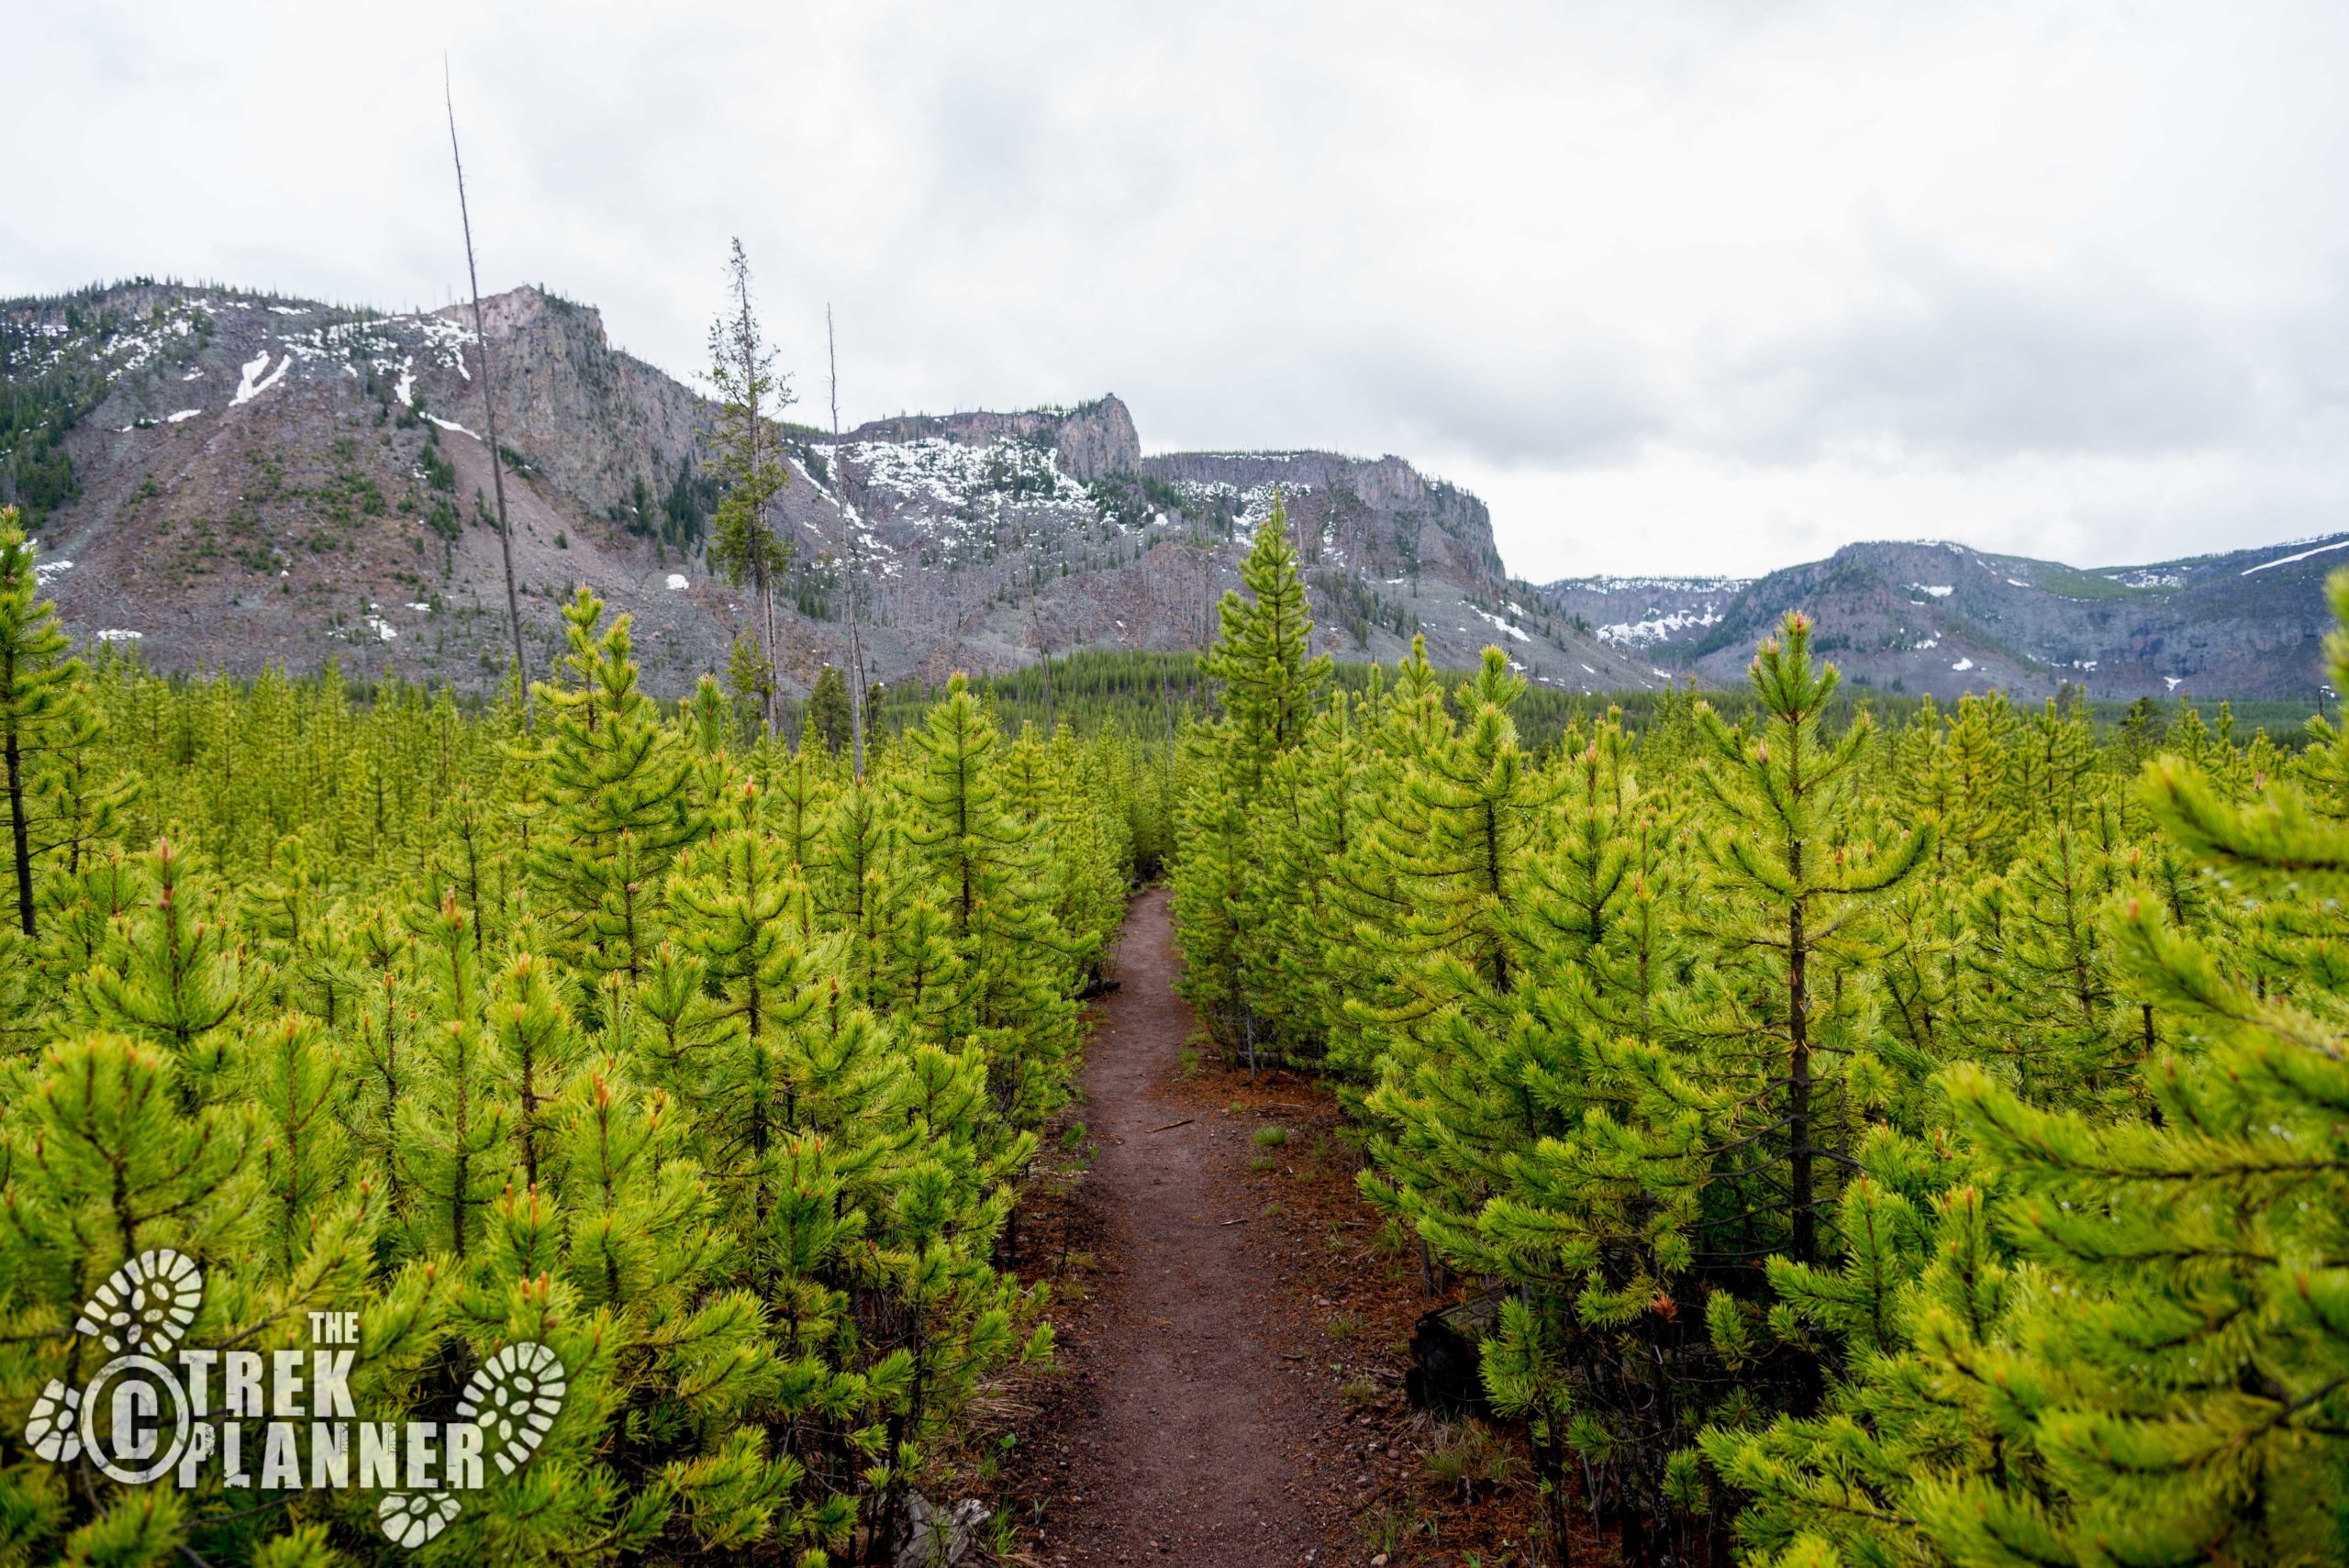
[1027,887,1328,1564]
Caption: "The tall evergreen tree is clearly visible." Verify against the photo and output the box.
[1173,498,1333,1058]
[1199,493,1331,781]
[808,663,854,757]
[706,240,794,739]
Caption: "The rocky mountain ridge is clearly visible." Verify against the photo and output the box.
[12,275,2317,708]
[0,278,1657,699]
[1540,536,2342,703]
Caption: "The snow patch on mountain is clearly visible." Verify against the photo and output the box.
[230,350,290,406]
[2243,537,2349,576]
[1554,574,1749,595]
[1169,478,1310,533]
[1471,606,1531,642]
[1595,605,1727,646]
[841,437,1093,522]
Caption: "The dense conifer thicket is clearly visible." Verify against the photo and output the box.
[0,506,1161,1565]
[867,649,2321,768]
[1174,502,2349,1567]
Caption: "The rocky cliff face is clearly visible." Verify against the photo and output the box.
[454,286,709,518]
[784,419,1653,692]
[0,279,1659,699]
[0,282,734,692]
[1142,450,1508,598]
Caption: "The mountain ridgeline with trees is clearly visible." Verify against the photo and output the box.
[0,503,1176,1564]
[1171,500,2349,1566]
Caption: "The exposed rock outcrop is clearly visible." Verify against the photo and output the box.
[847,394,1141,482]
[447,285,709,518]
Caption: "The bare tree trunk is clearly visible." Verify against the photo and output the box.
[759,566,781,740]
[1199,542,1214,646]
[444,62,529,719]
[5,700,33,939]
[1788,891,1814,1264]
[831,305,870,780]
[1030,596,1055,732]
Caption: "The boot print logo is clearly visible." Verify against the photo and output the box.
[22,1250,569,1548]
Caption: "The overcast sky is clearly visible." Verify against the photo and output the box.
[10,1,2349,579]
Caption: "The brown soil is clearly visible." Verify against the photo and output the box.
[992,889,1584,1568]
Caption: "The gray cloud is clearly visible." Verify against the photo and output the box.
[2280,269,2349,413]
[1319,335,1665,469]
[1714,252,2264,463]
[10,0,2349,578]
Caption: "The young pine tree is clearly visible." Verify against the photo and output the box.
[896,674,1077,1126]
[665,780,826,1206]
[1698,1152,2026,1568]
[1199,494,1331,781]
[1923,580,2349,1565]
[1174,496,1332,1056]
[395,894,512,1261]
[70,839,250,1101]
[808,663,854,756]
[0,1034,261,1561]
[1357,650,1560,1250]
[1682,613,1934,1268]
[531,588,704,984]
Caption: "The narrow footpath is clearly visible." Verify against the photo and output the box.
[1025,887,1327,1564]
